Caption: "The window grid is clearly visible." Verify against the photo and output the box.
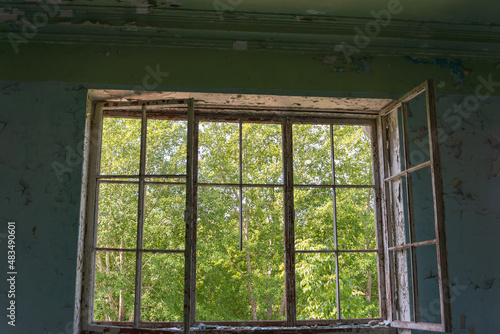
[92,102,191,325]
[86,102,382,331]
[292,123,377,321]
[380,80,451,332]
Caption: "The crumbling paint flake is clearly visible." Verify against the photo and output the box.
[59,9,73,18]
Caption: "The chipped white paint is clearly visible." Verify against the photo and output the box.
[89,90,393,113]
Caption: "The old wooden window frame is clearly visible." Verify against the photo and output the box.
[377,80,452,332]
[76,82,450,334]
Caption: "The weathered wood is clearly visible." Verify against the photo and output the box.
[99,180,186,186]
[133,104,148,327]
[369,117,387,320]
[378,81,427,117]
[296,250,378,254]
[102,98,188,108]
[294,184,374,188]
[79,101,104,331]
[387,239,436,252]
[239,121,243,252]
[85,323,397,334]
[74,94,94,334]
[383,161,432,183]
[378,113,393,324]
[184,99,198,334]
[95,248,185,254]
[82,95,398,332]
[282,118,296,326]
[329,124,341,320]
[426,79,452,332]
[98,174,186,179]
[381,79,452,332]
[198,183,284,188]
[401,102,420,323]
[95,91,390,113]
[391,320,443,331]
[103,108,378,123]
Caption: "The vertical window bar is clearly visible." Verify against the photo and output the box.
[282,118,296,326]
[184,99,197,334]
[425,80,452,331]
[134,104,148,327]
[401,102,420,322]
[379,114,395,323]
[88,103,104,323]
[371,119,387,320]
[330,124,341,320]
[239,121,243,251]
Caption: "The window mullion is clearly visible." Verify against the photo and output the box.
[134,104,148,327]
[401,102,420,323]
[239,121,243,251]
[282,118,296,326]
[184,99,198,333]
[330,124,341,320]
[379,114,394,323]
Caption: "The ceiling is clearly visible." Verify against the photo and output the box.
[1,0,499,58]
[35,0,500,26]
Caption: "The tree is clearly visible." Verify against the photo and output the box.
[93,116,379,322]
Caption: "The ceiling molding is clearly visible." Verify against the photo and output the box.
[1,5,500,58]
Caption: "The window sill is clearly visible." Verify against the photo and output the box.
[83,323,396,334]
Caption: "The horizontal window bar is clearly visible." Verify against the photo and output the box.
[91,318,380,328]
[98,174,186,179]
[95,248,184,254]
[294,184,374,188]
[296,318,381,325]
[390,320,444,331]
[388,239,436,252]
[296,249,378,253]
[98,180,186,185]
[102,99,189,109]
[198,183,284,188]
[384,160,431,183]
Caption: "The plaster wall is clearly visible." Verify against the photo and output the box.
[0,47,498,334]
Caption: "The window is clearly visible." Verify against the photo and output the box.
[378,81,452,332]
[76,82,450,334]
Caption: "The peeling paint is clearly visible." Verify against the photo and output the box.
[0,8,24,23]
[404,56,466,88]
[305,9,325,15]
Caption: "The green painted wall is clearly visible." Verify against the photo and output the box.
[0,42,499,98]
[0,41,499,334]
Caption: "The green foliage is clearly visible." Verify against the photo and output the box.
[94,117,379,322]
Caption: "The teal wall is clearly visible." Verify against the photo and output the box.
[0,42,499,333]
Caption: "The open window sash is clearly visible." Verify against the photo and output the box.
[377,80,452,332]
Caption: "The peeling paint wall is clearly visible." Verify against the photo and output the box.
[431,94,500,334]
[0,82,87,333]
[0,46,499,334]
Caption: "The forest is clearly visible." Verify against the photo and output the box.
[93,115,379,323]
